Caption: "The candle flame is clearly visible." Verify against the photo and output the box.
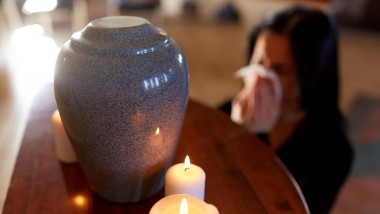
[184,155,190,170]
[180,198,188,214]
[74,195,86,207]
[156,127,160,135]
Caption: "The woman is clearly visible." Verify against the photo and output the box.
[225,6,353,213]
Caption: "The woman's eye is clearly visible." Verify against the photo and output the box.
[272,64,294,75]
[272,65,285,74]
[273,70,284,76]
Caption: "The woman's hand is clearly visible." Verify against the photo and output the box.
[231,69,281,133]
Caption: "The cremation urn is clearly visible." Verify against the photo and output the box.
[54,16,189,203]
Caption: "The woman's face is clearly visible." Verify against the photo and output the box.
[250,31,302,109]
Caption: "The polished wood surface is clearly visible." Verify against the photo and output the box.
[3,84,308,214]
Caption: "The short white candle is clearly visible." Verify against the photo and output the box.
[165,155,206,200]
[52,109,77,163]
[149,194,219,214]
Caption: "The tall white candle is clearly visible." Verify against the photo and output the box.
[52,109,77,163]
[165,155,206,200]
[149,194,218,214]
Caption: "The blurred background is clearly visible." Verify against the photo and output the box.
[0,0,379,213]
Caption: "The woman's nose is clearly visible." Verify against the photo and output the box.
[263,60,272,70]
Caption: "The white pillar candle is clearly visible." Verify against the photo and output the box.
[52,109,77,163]
[165,155,206,200]
[149,194,219,214]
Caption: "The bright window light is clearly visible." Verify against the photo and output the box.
[10,24,59,87]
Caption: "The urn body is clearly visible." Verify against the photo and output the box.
[54,16,189,203]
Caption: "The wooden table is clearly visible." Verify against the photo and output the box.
[3,84,309,214]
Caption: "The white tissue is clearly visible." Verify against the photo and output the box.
[231,101,243,124]
[235,64,282,101]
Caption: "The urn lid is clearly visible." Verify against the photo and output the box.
[70,16,171,56]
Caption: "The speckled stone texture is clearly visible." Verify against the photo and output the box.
[54,16,189,203]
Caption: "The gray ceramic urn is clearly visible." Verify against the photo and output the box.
[54,16,189,203]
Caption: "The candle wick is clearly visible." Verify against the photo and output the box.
[185,167,190,172]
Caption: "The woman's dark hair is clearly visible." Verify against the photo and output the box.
[248,6,341,120]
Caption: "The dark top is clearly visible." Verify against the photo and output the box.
[261,114,353,214]
[219,102,353,213]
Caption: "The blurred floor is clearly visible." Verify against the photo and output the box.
[1,0,380,213]
[330,27,380,214]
